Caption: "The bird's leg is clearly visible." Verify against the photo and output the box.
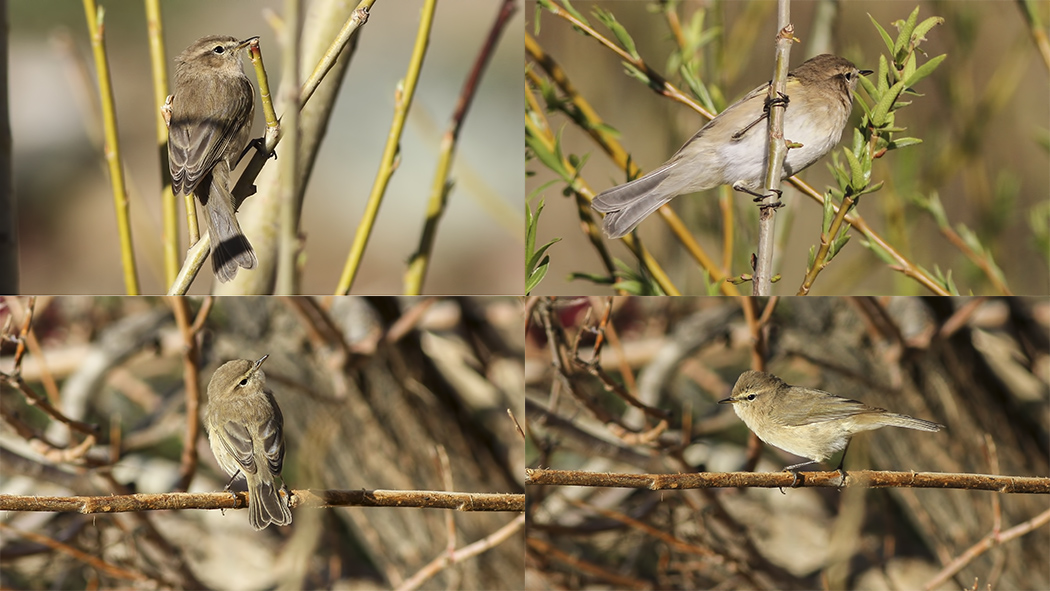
[766,91,790,112]
[237,138,275,166]
[732,181,785,208]
[222,469,242,493]
[834,440,851,489]
[219,469,243,515]
[733,90,791,207]
[731,91,789,140]
[783,459,820,488]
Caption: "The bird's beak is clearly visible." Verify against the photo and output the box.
[859,68,874,76]
[718,397,735,405]
[237,36,259,51]
[254,354,269,368]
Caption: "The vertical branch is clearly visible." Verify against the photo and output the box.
[0,0,16,292]
[275,0,302,294]
[753,3,793,296]
[335,0,437,294]
[143,0,180,286]
[170,296,207,492]
[403,0,517,294]
[83,1,140,294]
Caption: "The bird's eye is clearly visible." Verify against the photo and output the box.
[213,45,225,54]
[239,378,248,386]
[746,394,757,401]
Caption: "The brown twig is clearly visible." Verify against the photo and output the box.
[527,536,651,590]
[397,514,525,591]
[169,296,209,491]
[923,507,1050,590]
[0,489,525,513]
[525,468,1050,493]
[0,522,152,583]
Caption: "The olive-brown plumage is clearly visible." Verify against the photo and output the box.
[204,355,291,530]
[720,370,943,473]
[169,35,258,282]
[592,54,870,239]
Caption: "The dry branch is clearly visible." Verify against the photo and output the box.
[526,468,1050,494]
[0,489,525,514]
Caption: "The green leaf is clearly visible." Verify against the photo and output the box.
[911,16,944,47]
[894,6,921,60]
[871,80,906,128]
[903,53,947,88]
[851,127,865,156]
[828,230,851,260]
[868,12,895,53]
[525,256,551,294]
[877,54,890,95]
[567,271,615,285]
[821,191,835,235]
[902,52,916,84]
[843,147,866,190]
[621,61,651,86]
[525,199,562,295]
[856,180,885,198]
[559,0,588,25]
[887,137,923,150]
[594,8,639,59]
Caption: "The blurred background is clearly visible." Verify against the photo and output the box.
[11,0,524,294]
[1,296,524,589]
[527,1,1050,295]
[525,296,1049,589]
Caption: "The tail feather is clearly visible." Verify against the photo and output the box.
[880,413,944,432]
[591,162,687,239]
[199,168,257,283]
[248,478,292,530]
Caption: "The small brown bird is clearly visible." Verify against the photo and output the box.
[592,54,871,239]
[720,370,944,477]
[169,35,259,282]
[204,355,292,530]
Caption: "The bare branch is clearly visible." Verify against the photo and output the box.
[526,468,1050,494]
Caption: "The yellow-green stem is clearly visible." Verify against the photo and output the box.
[335,0,436,294]
[144,0,177,286]
[83,1,139,294]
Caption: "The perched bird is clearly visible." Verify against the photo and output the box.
[592,54,871,239]
[169,35,259,282]
[204,355,292,530]
[720,370,944,479]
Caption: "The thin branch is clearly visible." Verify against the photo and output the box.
[397,514,525,591]
[0,489,525,513]
[404,0,516,294]
[276,0,302,294]
[144,0,179,285]
[169,296,209,492]
[82,0,138,294]
[0,522,152,583]
[754,16,794,295]
[335,0,436,294]
[525,468,1050,494]
[923,507,1050,590]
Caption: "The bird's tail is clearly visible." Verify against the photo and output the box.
[248,476,292,530]
[879,413,945,432]
[198,166,258,283]
[590,162,682,239]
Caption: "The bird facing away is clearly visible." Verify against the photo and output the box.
[169,35,259,282]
